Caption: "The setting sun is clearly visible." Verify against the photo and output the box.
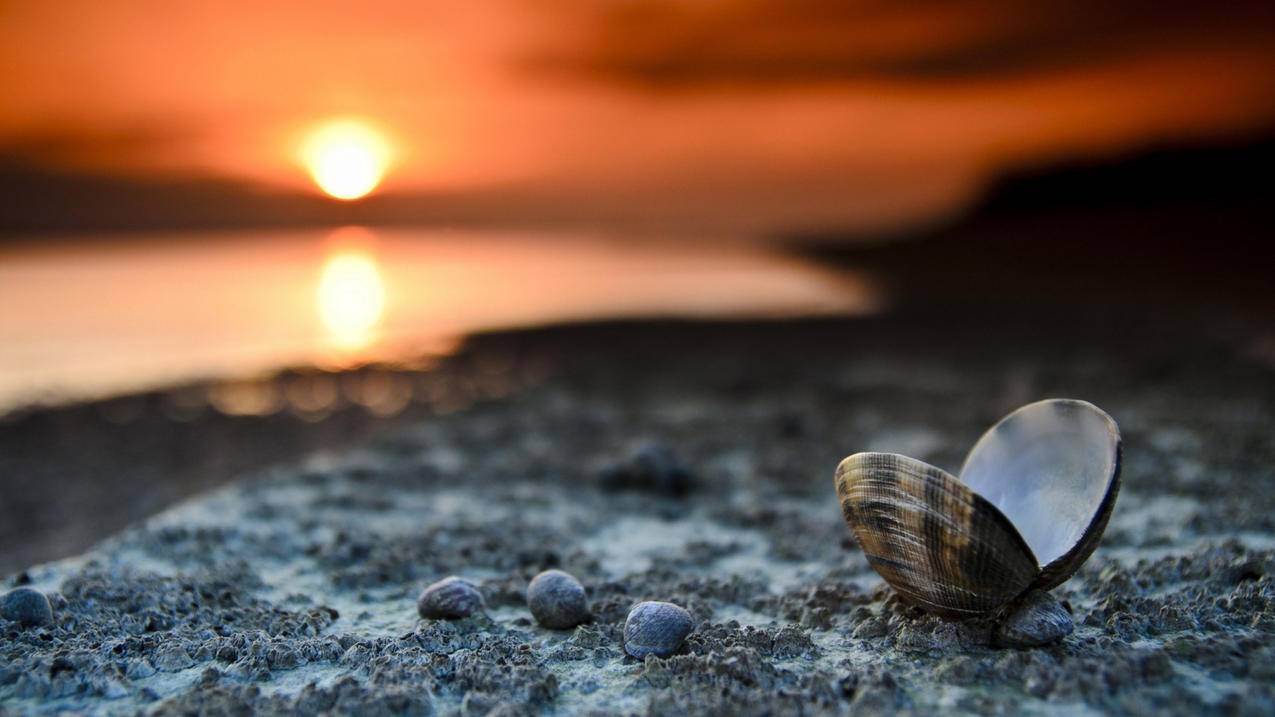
[300,119,392,200]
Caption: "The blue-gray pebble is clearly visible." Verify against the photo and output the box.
[993,590,1074,648]
[527,569,590,629]
[2,587,53,627]
[624,600,693,658]
[417,577,484,619]
[600,442,693,496]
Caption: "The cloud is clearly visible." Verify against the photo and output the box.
[1,1,1273,236]
[0,123,203,169]
[523,0,1275,86]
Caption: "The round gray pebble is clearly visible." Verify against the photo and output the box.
[993,590,1075,648]
[2,587,53,627]
[527,569,590,629]
[624,600,693,658]
[417,577,484,619]
[600,442,693,496]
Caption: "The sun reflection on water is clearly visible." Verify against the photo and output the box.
[317,234,386,352]
[0,227,880,412]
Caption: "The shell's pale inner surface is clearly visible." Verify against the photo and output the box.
[959,399,1119,569]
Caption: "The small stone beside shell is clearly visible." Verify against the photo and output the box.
[527,569,590,629]
[417,577,484,620]
[624,601,693,658]
[1,587,53,627]
[993,590,1074,649]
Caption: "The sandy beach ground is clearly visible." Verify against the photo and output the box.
[2,314,1274,715]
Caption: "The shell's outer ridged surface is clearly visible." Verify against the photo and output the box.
[961,399,1122,592]
[835,453,1040,618]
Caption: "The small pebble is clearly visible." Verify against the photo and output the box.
[600,442,693,496]
[527,569,590,629]
[2,587,53,627]
[624,601,694,658]
[994,590,1074,648]
[417,577,484,619]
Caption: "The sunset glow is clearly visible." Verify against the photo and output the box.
[2,4,1273,232]
[0,228,874,410]
[301,120,392,200]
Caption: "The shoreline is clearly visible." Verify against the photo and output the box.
[3,309,1271,572]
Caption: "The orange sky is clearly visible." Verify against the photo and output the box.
[1,1,1273,235]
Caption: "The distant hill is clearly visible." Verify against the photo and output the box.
[979,137,1272,215]
[802,134,1275,312]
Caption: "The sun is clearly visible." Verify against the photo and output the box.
[300,119,392,200]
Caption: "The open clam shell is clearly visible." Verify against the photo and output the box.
[835,399,1120,617]
[961,399,1121,591]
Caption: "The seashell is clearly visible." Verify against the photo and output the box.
[623,601,694,658]
[417,577,485,620]
[527,569,591,629]
[993,590,1074,649]
[835,399,1119,631]
[1,587,53,627]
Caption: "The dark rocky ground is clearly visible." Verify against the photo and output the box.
[3,313,1275,715]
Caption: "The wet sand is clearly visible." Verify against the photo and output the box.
[3,315,1275,714]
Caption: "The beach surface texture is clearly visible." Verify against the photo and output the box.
[3,319,1274,715]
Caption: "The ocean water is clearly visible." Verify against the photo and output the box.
[0,227,877,411]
